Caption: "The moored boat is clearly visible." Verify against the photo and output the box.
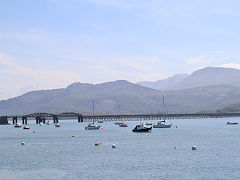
[85,123,101,130]
[14,123,22,128]
[153,96,172,129]
[146,122,152,126]
[55,123,60,127]
[98,120,104,123]
[85,100,101,130]
[119,123,128,127]
[132,124,152,132]
[153,120,172,128]
[114,121,124,125]
[23,125,30,129]
[226,122,238,125]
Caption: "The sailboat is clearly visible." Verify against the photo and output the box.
[85,100,101,130]
[153,96,172,128]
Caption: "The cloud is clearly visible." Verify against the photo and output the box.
[0,52,80,100]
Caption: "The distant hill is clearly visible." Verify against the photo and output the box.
[170,67,240,90]
[138,74,189,90]
[139,67,240,90]
[1,80,240,115]
[216,102,240,113]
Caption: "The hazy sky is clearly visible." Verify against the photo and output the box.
[1,0,240,100]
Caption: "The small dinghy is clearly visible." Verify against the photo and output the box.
[119,123,128,127]
[132,124,152,132]
[55,123,60,127]
[14,123,22,128]
[85,123,101,130]
[226,122,238,125]
[23,126,30,129]
[114,121,124,125]
[97,120,104,123]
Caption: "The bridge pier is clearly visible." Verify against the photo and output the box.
[12,116,17,124]
[53,115,58,123]
[43,117,46,124]
[22,116,27,124]
[36,116,40,124]
[78,115,83,122]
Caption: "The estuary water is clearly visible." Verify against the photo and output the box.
[0,118,240,180]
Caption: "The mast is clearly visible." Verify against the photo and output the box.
[93,100,95,124]
[163,96,166,121]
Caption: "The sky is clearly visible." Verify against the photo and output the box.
[1,0,240,100]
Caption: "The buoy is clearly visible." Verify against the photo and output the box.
[21,141,25,145]
[72,135,75,138]
[100,142,102,144]
[101,128,103,130]
[176,126,178,128]
[174,146,176,149]
[112,144,116,148]
[192,146,197,150]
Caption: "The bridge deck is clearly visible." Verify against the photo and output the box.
[5,112,240,122]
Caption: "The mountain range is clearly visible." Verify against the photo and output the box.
[138,67,240,90]
[1,67,240,115]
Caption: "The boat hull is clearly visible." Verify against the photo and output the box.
[153,124,172,128]
[132,127,152,132]
[14,126,21,128]
[226,122,238,125]
[114,122,124,125]
[85,125,101,130]
[119,124,128,127]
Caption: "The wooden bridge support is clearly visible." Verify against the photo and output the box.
[53,115,58,123]
[22,116,27,124]
[78,115,83,122]
[36,116,40,124]
[12,116,17,124]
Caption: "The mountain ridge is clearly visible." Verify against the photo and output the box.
[138,67,240,90]
[1,80,240,115]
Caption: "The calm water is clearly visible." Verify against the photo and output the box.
[0,118,240,180]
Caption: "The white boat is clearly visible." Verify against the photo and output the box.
[55,123,60,127]
[39,122,43,126]
[85,123,101,130]
[114,121,124,125]
[146,122,152,126]
[98,120,104,123]
[132,123,152,132]
[153,96,172,129]
[23,125,30,129]
[153,120,172,128]
[14,123,22,128]
[85,100,101,130]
